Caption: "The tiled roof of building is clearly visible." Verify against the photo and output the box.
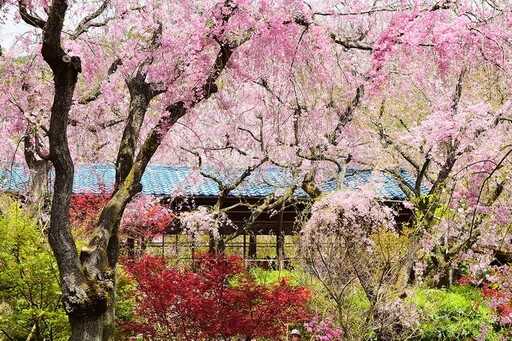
[0,163,429,201]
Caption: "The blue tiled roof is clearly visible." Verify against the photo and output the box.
[0,164,428,201]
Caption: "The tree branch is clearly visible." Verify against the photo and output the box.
[237,127,261,143]
[254,78,286,104]
[327,85,364,144]
[286,12,373,51]
[18,0,46,29]
[415,158,430,196]
[329,32,373,51]
[78,59,122,104]
[451,67,466,113]
[301,169,322,199]
[94,0,241,251]
[70,0,111,40]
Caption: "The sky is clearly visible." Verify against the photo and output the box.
[0,11,32,51]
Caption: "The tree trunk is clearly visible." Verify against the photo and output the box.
[102,287,116,341]
[69,315,103,341]
[23,139,50,220]
[102,234,120,341]
[248,232,257,259]
[33,2,110,340]
[17,2,240,339]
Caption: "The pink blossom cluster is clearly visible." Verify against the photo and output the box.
[122,195,174,237]
[304,315,343,340]
[179,206,232,239]
[302,188,394,246]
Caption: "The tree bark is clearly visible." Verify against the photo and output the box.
[24,1,109,339]
[69,315,103,341]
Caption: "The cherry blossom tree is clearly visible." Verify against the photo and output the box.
[362,0,512,285]
[2,0,512,340]
[300,189,419,339]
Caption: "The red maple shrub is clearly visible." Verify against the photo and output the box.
[458,274,512,327]
[122,252,311,340]
[69,193,110,232]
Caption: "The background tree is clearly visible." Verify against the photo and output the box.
[361,0,512,285]
[300,189,418,340]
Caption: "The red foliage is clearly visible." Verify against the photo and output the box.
[455,275,475,287]
[122,253,311,340]
[69,193,174,240]
[69,193,109,232]
[457,275,512,324]
[481,284,512,321]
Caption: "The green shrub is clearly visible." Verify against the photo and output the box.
[0,197,69,340]
[249,267,300,285]
[413,285,500,341]
[114,266,137,340]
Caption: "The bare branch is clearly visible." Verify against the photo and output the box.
[329,32,373,51]
[18,0,46,29]
[70,0,111,40]
[451,67,466,113]
[224,157,268,192]
[383,168,416,199]
[497,116,512,123]
[254,78,286,104]
[183,147,267,194]
[376,123,420,173]
[181,147,203,167]
[327,85,364,144]
[286,12,373,51]
[69,117,124,132]
[237,127,261,143]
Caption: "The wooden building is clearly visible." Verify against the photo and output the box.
[0,163,419,268]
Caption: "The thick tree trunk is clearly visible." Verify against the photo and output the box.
[17,2,239,339]
[29,2,110,340]
[102,234,120,341]
[69,315,103,341]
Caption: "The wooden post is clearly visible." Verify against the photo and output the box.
[126,237,135,258]
[276,210,285,271]
[243,234,247,258]
[249,231,257,259]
